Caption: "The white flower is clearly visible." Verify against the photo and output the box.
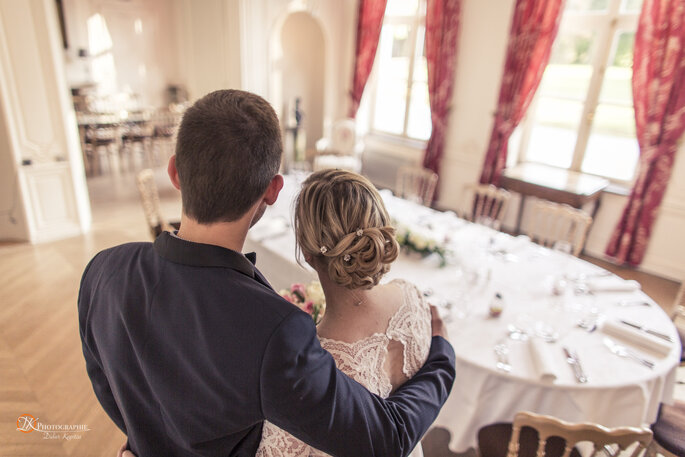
[409,232,427,250]
[306,280,326,306]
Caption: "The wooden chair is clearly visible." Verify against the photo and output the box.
[121,121,154,172]
[395,166,439,206]
[136,169,179,238]
[497,411,652,457]
[525,200,592,256]
[151,108,182,166]
[460,184,511,230]
[83,122,121,176]
[672,279,685,361]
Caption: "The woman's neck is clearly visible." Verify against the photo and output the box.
[315,269,373,330]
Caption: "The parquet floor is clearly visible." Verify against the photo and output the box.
[0,169,680,457]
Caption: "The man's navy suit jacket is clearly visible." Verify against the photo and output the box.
[78,232,456,456]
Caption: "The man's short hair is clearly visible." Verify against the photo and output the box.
[175,90,282,223]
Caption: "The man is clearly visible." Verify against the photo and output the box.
[79,89,455,457]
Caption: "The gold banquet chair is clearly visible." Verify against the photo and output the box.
[396,166,439,207]
[136,169,180,239]
[478,411,652,457]
[459,183,511,230]
[525,199,592,257]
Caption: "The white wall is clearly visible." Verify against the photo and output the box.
[174,0,355,130]
[63,0,182,107]
[173,0,242,101]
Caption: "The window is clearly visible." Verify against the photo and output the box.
[513,0,643,182]
[365,0,431,141]
[87,13,117,97]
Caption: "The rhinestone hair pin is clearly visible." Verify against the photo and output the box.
[320,246,328,254]
[343,254,351,262]
[356,229,364,237]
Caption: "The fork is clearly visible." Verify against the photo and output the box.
[494,342,512,372]
[603,338,654,369]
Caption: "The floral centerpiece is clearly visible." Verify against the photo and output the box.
[395,222,448,267]
[279,280,326,324]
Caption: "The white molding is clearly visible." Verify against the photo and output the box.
[19,163,82,243]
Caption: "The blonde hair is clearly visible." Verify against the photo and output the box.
[294,169,399,290]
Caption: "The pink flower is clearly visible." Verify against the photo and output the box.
[303,301,314,314]
[280,292,294,303]
[291,283,306,302]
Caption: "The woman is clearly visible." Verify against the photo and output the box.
[257,169,432,457]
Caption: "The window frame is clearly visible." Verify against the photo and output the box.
[365,0,429,143]
[514,0,642,185]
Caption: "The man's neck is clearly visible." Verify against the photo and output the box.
[176,214,251,253]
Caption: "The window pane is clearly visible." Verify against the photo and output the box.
[386,0,419,16]
[540,31,597,99]
[621,0,643,12]
[526,98,583,168]
[377,25,411,81]
[582,105,639,179]
[391,27,411,58]
[598,33,634,104]
[373,78,407,135]
[566,0,609,12]
[407,82,431,140]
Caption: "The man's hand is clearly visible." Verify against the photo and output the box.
[117,441,136,457]
[429,305,448,339]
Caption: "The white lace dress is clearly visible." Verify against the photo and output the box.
[256,279,432,457]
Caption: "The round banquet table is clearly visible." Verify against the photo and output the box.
[246,174,681,453]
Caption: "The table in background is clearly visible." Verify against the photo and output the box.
[500,163,609,235]
[247,173,679,453]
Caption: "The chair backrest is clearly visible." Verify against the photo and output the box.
[329,118,358,156]
[136,169,174,238]
[396,166,439,206]
[507,411,652,457]
[525,200,592,256]
[460,184,511,230]
[673,279,685,360]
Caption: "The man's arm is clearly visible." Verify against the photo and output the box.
[260,311,455,457]
[78,254,128,434]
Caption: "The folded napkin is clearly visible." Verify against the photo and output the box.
[585,278,641,293]
[529,339,559,383]
[250,217,289,242]
[601,319,672,356]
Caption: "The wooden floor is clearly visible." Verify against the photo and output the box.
[0,169,681,457]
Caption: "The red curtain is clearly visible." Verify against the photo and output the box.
[605,0,685,266]
[348,0,388,118]
[479,0,565,185]
[422,0,462,180]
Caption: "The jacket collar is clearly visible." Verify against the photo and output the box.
[154,231,257,278]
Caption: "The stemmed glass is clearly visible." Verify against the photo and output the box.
[551,240,573,297]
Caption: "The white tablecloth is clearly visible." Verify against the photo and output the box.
[247,174,681,452]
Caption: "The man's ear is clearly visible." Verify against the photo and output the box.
[263,174,284,205]
[168,155,181,190]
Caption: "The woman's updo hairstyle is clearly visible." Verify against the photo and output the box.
[294,169,400,290]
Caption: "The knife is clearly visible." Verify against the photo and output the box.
[562,347,588,383]
[619,320,674,342]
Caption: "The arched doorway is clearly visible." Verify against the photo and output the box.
[276,11,325,155]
